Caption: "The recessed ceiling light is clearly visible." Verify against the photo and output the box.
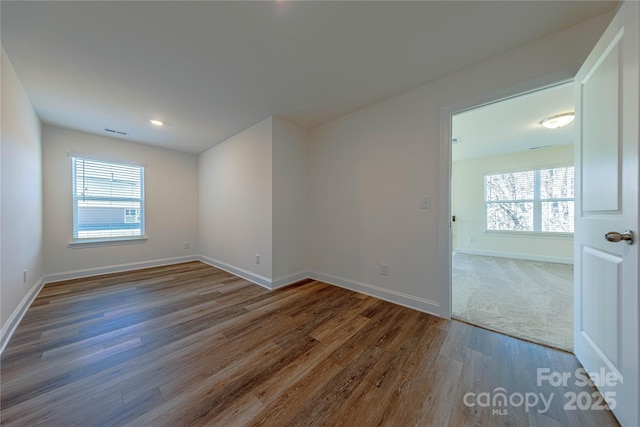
[540,112,574,129]
[149,119,164,126]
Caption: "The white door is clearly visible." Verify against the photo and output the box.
[574,1,639,426]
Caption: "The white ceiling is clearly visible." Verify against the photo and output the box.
[452,83,575,162]
[1,1,617,154]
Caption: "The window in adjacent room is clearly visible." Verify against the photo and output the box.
[485,166,574,233]
[72,156,145,241]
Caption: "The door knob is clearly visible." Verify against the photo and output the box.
[604,230,634,245]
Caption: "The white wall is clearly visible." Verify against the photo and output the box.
[272,117,308,285]
[308,13,612,317]
[452,145,574,263]
[198,116,309,288]
[1,47,44,344]
[198,117,273,285]
[42,126,199,277]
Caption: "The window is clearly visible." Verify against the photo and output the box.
[485,166,574,233]
[72,156,145,241]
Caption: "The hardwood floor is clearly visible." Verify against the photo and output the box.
[1,262,619,426]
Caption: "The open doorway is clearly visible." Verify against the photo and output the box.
[451,83,575,351]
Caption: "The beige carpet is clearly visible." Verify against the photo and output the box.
[452,253,573,352]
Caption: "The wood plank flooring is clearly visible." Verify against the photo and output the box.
[0,261,619,426]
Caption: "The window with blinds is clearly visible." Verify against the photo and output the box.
[485,166,574,233]
[72,156,145,241]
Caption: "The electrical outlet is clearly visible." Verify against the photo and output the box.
[256,254,261,264]
[184,242,190,250]
[381,263,389,276]
[421,196,432,209]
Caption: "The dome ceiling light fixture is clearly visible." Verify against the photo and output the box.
[540,112,575,129]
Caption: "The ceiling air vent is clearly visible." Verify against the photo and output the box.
[104,128,128,136]
[452,137,462,145]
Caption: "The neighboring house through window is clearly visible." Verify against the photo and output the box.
[485,166,574,233]
[72,156,145,241]
[124,209,141,224]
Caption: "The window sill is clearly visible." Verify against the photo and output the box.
[69,237,148,248]
[484,231,573,239]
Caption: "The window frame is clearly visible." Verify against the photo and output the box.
[483,165,574,235]
[69,153,147,247]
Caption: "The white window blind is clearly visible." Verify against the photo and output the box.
[485,166,574,233]
[72,156,145,240]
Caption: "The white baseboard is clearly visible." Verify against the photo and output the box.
[454,248,573,265]
[308,270,443,317]
[44,255,200,284]
[198,255,272,289]
[0,276,46,355]
[272,270,309,289]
